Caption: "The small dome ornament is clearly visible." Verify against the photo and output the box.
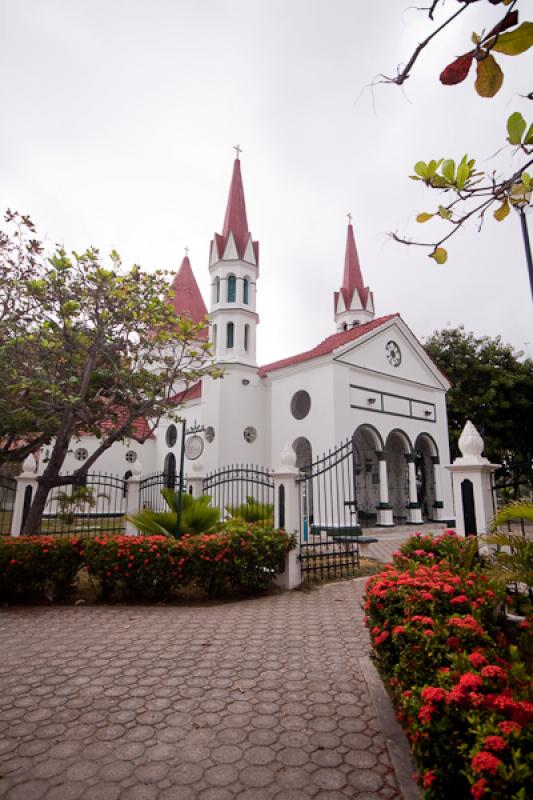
[456,420,489,465]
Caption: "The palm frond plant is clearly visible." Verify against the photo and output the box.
[482,501,533,618]
[127,488,220,538]
[226,495,274,525]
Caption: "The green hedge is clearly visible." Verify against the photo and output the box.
[365,532,533,800]
[0,523,296,603]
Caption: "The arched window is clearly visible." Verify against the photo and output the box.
[227,275,236,302]
[164,453,176,489]
[243,277,249,305]
[226,322,234,349]
[244,324,249,351]
[215,277,220,303]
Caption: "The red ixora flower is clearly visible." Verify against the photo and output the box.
[468,652,487,668]
[483,735,506,752]
[471,751,502,776]
[498,720,521,735]
[480,664,507,682]
[470,778,488,799]
[421,686,446,703]
[422,770,437,789]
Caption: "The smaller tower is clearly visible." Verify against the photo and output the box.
[169,253,209,338]
[334,218,374,331]
[208,150,259,366]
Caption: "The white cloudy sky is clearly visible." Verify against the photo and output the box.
[1,0,532,363]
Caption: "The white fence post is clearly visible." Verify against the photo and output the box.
[446,421,500,537]
[10,455,39,537]
[124,460,143,536]
[274,443,302,591]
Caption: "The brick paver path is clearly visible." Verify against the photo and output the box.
[0,580,417,800]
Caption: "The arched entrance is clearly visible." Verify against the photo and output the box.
[353,425,383,527]
[385,430,412,523]
[415,433,438,521]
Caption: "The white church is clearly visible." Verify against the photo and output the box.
[46,154,455,528]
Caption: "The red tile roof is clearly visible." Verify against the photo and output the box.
[90,411,155,442]
[170,381,202,405]
[169,256,208,339]
[258,314,399,376]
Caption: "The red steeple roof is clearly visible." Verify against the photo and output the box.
[169,256,208,339]
[213,157,259,263]
[336,223,370,309]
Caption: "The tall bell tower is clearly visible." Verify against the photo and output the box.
[208,147,260,366]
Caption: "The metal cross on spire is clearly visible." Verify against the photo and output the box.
[347,212,353,225]
[233,144,242,160]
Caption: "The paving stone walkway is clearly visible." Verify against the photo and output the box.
[0,579,419,800]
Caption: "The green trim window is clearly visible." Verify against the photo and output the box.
[213,324,217,349]
[226,322,234,349]
[227,275,236,303]
[215,277,220,303]
[244,324,249,352]
[243,277,249,305]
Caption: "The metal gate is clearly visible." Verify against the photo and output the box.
[0,475,16,535]
[203,465,274,524]
[491,461,533,535]
[299,437,363,582]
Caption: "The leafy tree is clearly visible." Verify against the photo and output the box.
[0,211,220,534]
[425,326,533,463]
[377,1,533,266]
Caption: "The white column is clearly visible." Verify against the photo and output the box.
[274,443,302,591]
[431,455,445,521]
[446,421,500,538]
[376,451,393,527]
[10,455,39,536]
[124,460,143,536]
[406,454,423,524]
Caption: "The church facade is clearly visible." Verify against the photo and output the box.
[50,155,455,527]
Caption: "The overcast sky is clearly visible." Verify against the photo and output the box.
[1,0,532,364]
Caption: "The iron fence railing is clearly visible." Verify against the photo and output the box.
[40,472,128,536]
[203,465,274,525]
[0,475,16,536]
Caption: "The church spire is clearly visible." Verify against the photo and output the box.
[169,253,208,339]
[334,217,374,331]
[211,149,259,265]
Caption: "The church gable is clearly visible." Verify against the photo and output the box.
[334,318,449,390]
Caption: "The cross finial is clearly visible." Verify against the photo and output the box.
[184,246,189,256]
[347,212,352,225]
[233,144,242,160]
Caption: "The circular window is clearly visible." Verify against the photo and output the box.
[205,426,215,443]
[166,424,177,448]
[290,390,311,420]
[125,450,137,463]
[74,448,88,462]
[244,426,257,443]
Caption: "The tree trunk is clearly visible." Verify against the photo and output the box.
[20,410,74,535]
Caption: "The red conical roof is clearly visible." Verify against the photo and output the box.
[169,256,208,339]
[213,157,259,264]
[339,223,369,308]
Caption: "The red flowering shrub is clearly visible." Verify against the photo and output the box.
[364,533,532,800]
[0,536,84,602]
[0,523,295,603]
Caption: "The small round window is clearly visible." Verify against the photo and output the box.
[205,426,215,443]
[74,447,88,462]
[166,424,177,448]
[290,390,311,420]
[125,450,137,463]
[244,426,257,443]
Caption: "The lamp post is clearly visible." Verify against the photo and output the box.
[176,420,205,536]
[517,205,533,302]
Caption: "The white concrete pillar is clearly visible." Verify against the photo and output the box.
[431,455,446,521]
[446,421,500,538]
[274,443,302,591]
[406,453,423,524]
[124,460,143,535]
[10,455,39,536]
[376,451,393,527]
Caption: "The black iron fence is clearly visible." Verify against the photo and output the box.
[203,465,274,524]
[299,437,366,582]
[139,471,172,513]
[491,461,533,535]
[41,472,129,536]
[0,475,16,536]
